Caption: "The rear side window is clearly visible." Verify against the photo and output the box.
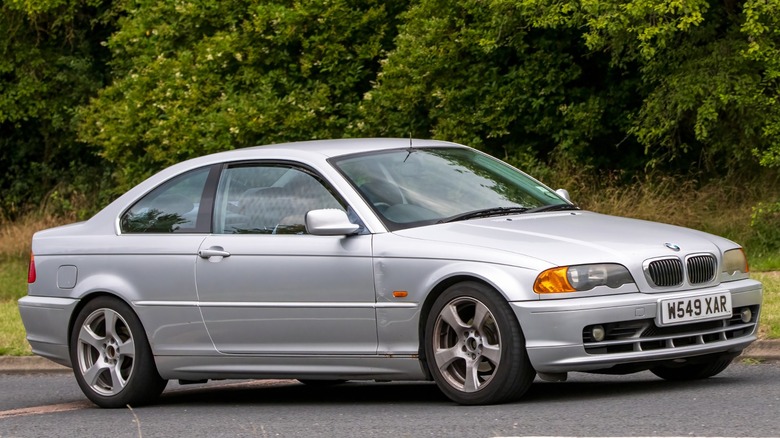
[120,167,211,233]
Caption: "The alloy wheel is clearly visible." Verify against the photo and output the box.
[75,308,136,397]
[431,296,502,393]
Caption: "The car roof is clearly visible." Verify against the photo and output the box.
[229,138,461,158]
[169,138,466,172]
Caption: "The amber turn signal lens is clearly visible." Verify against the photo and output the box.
[392,290,408,298]
[533,267,576,293]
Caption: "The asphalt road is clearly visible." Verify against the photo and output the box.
[1,361,778,437]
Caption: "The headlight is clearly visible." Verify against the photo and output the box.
[534,264,634,294]
[722,248,749,279]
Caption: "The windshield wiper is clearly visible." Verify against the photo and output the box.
[440,206,529,223]
[522,204,580,214]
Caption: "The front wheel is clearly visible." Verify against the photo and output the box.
[70,296,167,408]
[650,356,734,381]
[424,282,535,405]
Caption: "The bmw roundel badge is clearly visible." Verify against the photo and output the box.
[665,242,681,251]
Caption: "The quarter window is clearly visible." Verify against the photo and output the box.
[120,167,210,233]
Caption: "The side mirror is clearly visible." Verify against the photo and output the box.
[555,189,572,203]
[305,209,360,236]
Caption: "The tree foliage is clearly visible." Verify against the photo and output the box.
[78,0,408,191]
[3,0,780,216]
[356,0,642,170]
[0,0,112,217]
[360,0,780,171]
[515,0,780,169]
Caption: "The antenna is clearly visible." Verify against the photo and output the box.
[405,131,414,162]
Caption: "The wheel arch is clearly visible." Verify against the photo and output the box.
[415,262,538,353]
[67,291,168,407]
[416,275,536,404]
[67,291,140,352]
[66,271,148,348]
[417,274,524,377]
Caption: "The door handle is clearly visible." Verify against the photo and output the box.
[198,247,231,258]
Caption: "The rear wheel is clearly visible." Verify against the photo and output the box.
[424,282,535,405]
[70,296,167,408]
[650,356,734,381]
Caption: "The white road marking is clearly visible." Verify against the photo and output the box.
[0,379,296,419]
[0,401,92,419]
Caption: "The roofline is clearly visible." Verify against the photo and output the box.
[240,137,462,156]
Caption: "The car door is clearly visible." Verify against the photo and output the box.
[195,163,377,354]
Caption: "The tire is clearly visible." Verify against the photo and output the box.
[70,296,167,408]
[424,281,535,405]
[650,356,734,381]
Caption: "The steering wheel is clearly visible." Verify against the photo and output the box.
[373,202,391,212]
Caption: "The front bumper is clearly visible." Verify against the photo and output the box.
[512,278,763,373]
[17,295,79,368]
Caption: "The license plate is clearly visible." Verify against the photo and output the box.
[658,292,732,326]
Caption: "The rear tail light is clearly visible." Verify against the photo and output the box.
[28,253,36,284]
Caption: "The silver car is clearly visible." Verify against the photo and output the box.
[18,139,762,407]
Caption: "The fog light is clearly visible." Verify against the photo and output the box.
[740,308,752,323]
[592,325,606,342]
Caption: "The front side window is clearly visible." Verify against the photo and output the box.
[120,166,211,233]
[213,164,344,234]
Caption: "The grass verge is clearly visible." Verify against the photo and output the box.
[0,258,33,356]
[754,272,780,339]
[0,215,59,356]
[0,258,28,301]
[0,300,32,356]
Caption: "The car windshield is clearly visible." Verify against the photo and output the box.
[331,146,570,230]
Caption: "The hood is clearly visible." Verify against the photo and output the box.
[394,211,736,268]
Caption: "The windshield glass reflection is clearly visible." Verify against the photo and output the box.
[332,147,568,230]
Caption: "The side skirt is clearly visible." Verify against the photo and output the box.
[154,354,428,381]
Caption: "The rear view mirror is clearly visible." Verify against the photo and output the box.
[555,189,571,203]
[305,209,360,236]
